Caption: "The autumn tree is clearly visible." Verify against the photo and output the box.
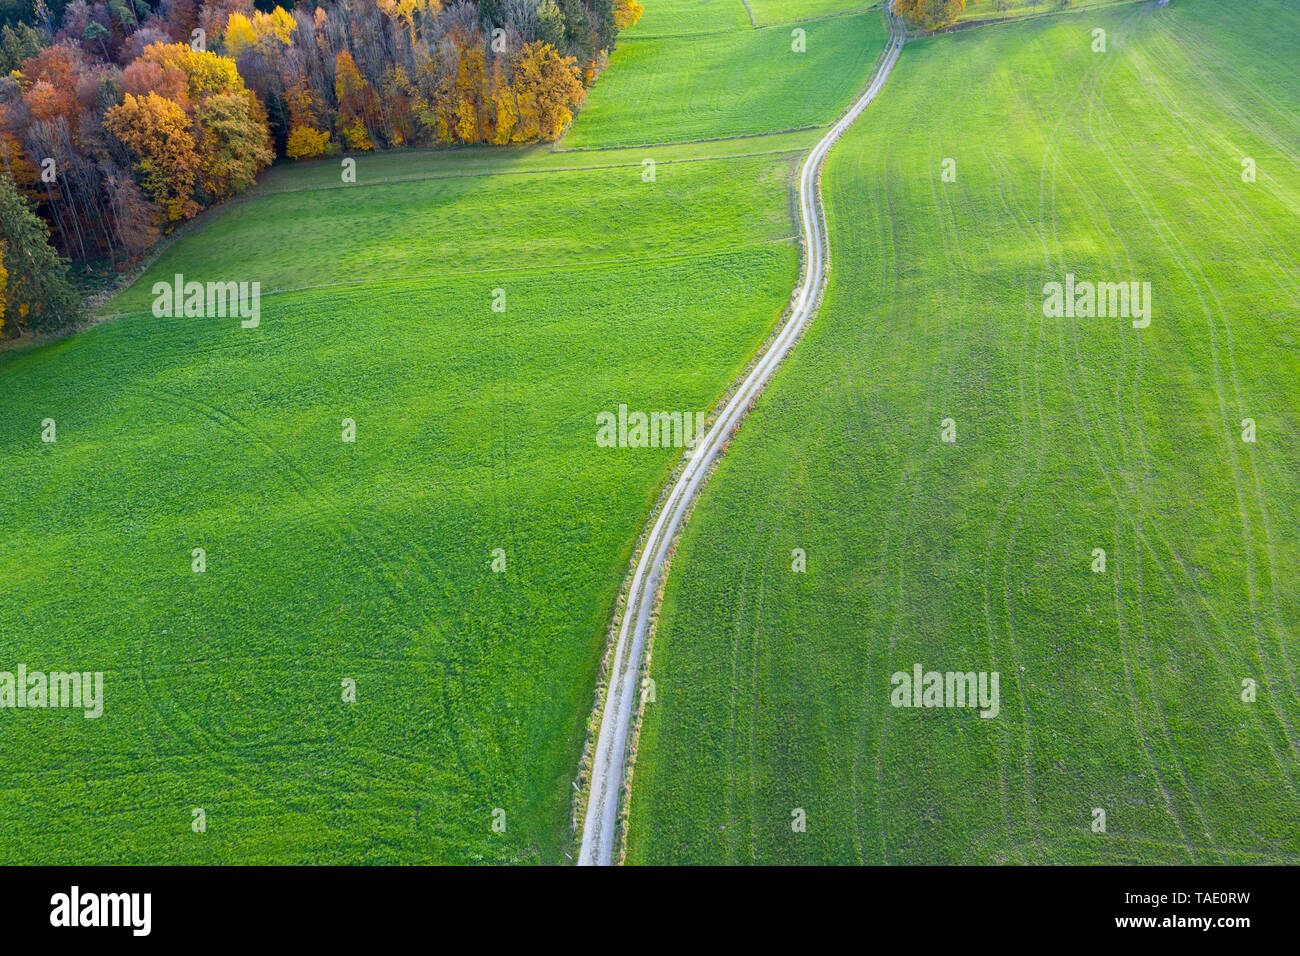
[510,40,582,142]
[160,0,201,42]
[221,9,256,53]
[104,90,201,220]
[891,0,966,31]
[20,41,87,98]
[14,42,119,262]
[451,40,486,143]
[122,42,271,204]
[410,5,479,143]
[612,0,642,31]
[380,63,416,146]
[486,50,514,144]
[0,100,40,196]
[281,69,331,157]
[137,41,243,102]
[194,88,272,197]
[333,49,375,150]
[376,0,442,42]
[223,5,293,54]
[24,79,77,123]
[252,6,294,45]
[285,122,328,157]
[122,56,190,102]
[198,0,252,42]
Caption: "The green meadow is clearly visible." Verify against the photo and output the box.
[627,0,752,36]
[0,167,798,864]
[0,250,794,864]
[563,5,886,148]
[0,2,889,863]
[627,0,1300,864]
[9,0,1291,868]
[105,151,799,315]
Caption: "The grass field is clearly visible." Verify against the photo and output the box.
[0,160,799,864]
[627,0,1300,864]
[626,0,753,36]
[0,4,889,863]
[104,151,801,316]
[564,2,886,148]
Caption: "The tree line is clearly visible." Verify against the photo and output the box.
[0,0,643,341]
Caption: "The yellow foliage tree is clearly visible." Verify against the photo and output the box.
[195,89,274,199]
[104,91,202,221]
[139,42,245,104]
[490,87,519,146]
[510,41,585,143]
[286,124,331,159]
[453,44,486,143]
[613,0,643,30]
[376,0,441,40]
[223,12,258,55]
[253,7,296,45]
[334,50,376,150]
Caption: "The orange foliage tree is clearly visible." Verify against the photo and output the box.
[109,43,272,214]
[104,92,202,221]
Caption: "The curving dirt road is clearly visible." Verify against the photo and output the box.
[578,12,905,867]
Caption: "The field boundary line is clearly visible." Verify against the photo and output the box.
[755,4,884,31]
[941,0,1146,35]
[556,126,826,154]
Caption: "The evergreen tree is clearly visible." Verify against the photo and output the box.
[0,169,81,338]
